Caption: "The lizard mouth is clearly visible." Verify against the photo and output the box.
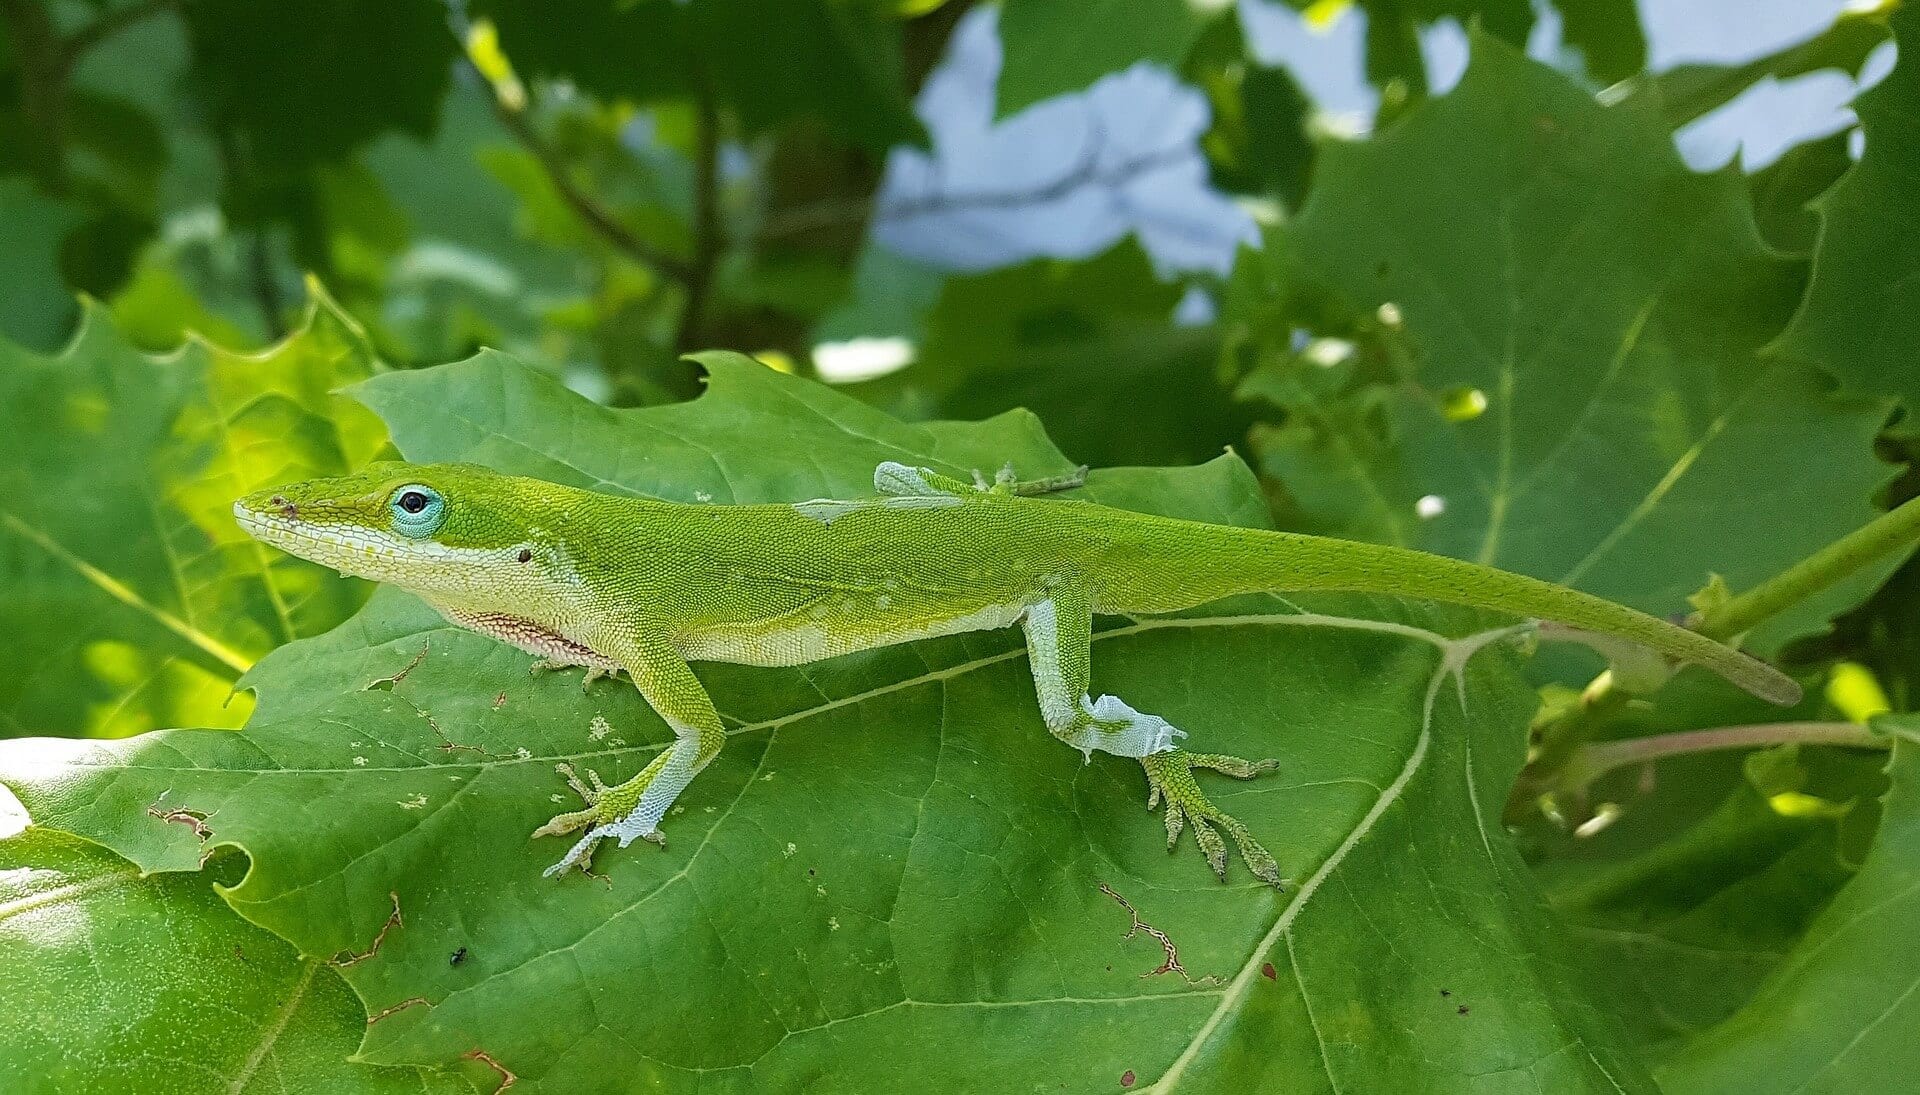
[232,501,398,575]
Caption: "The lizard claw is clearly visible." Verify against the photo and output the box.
[534,756,671,877]
[1140,750,1285,888]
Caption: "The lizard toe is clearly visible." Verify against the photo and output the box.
[1140,749,1286,889]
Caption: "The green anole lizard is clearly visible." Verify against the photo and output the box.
[235,459,1799,886]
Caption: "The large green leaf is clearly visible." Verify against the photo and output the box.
[0,826,479,1094]
[475,0,920,152]
[995,0,1217,118]
[1254,33,1897,652]
[0,297,386,738]
[0,353,1658,1091]
[1658,716,1920,1092]
[182,0,457,168]
[1776,4,1920,413]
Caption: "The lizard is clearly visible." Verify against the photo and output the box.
[234,458,1800,886]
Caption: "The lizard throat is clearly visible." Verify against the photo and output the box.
[436,605,620,674]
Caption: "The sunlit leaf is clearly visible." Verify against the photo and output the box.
[0,295,386,738]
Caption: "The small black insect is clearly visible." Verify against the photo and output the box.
[450,947,468,966]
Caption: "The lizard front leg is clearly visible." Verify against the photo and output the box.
[872,460,1086,499]
[1021,582,1284,887]
[533,623,726,878]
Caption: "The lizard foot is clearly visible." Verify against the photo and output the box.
[533,757,669,878]
[528,659,613,691]
[1140,750,1285,888]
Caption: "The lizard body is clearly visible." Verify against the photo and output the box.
[236,459,1799,884]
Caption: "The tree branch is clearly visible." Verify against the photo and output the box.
[471,62,695,283]
[877,136,1189,225]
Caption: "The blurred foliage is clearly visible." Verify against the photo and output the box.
[4,0,1920,1092]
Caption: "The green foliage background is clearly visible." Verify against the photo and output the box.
[1,1,1917,1091]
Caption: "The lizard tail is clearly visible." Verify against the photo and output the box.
[1099,520,1801,706]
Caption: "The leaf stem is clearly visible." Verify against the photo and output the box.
[1691,494,1920,641]
[1576,721,1883,783]
[1509,720,1884,818]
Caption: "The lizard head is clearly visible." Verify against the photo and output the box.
[234,461,557,599]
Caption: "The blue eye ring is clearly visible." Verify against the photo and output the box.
[389,484,446,538]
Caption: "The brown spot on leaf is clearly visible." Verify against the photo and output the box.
[365,996,430,1025]
[465,1049,518,1093]
[1121,1070,1136,1088]
[335,891,403,966]
[1098,883,1219,986]
[146,804,211,841]
[367,640,430,691]
[1261,962,1276,981]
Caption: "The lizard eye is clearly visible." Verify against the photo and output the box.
[388,484,446,537]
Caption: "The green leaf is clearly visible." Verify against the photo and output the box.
[1748,130,1853,255]
[1552,0,1646,85]
[995,0,1216,118]
[1353,0,1536,95]
[0,178,84,351]
[182,0,457,168]
[3,353,1658,1090]
[849,244,1255,468]
[1258,34,1897,652]
[691,0,922,151]
[0,295,386,738]
[1658,717,1920,1092]
[0,827,479,1093]
[1776,3,1920,412]
[1643,7,1889,131]
[476,0,921,151]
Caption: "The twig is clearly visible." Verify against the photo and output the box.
[0,0,179,190]
[877,140,1190,224]
[1691,494,1920,641]
[470,61,694,282]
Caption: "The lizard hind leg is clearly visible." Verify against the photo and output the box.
[1019,585,1284,887]
[533,628,726,879]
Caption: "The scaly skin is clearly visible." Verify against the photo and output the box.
[235,459,1799,885]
